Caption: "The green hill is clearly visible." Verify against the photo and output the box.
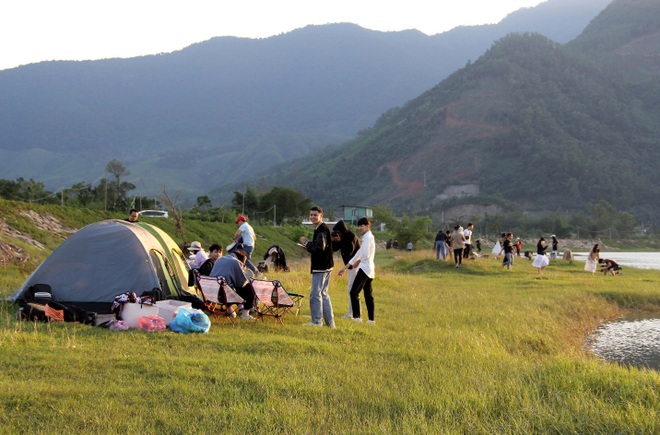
[264,0,660,225]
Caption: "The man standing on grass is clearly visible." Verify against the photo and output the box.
[299,206,335,328]
[463,223,474,259]
[233,215,261,278]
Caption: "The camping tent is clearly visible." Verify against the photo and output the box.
[11,219,200,313]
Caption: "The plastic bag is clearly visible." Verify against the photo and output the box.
[138,315,167,332]
[168,308,211,334]
[108,319,129,331]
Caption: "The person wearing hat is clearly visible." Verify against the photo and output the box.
[187,241,208,269]
[233,215,260,277]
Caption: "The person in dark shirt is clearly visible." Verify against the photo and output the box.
[331,220,361,319]
[502,233,514,270]
[435,229,448,260]
[299,206,335,328]
[598,258,621,276]
[532,237,550,274]
[551,235,559,259]
[197,244,222,276]
[210,250,256,321]
[126,209,139,223]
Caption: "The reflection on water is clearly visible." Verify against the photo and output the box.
[588,316,660,370]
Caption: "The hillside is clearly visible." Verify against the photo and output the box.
[0,198,310,295]
[264,0,660,225]
[0,0,609,200]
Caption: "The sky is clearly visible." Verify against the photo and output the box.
[1,0,545,71]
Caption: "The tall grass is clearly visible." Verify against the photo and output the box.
[1,250,659,433]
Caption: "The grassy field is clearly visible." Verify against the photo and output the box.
[1,247,659,433]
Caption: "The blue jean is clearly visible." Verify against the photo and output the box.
[241,245,258,274]
[435,241,446,260]
[309,271,334,327]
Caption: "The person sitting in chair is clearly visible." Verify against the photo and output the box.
[209,250,256,321]
[598,258,621,276]
[197,244,222,276]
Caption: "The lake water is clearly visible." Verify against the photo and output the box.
[587,315,660,370]
[572,252,660,270]
[577,253,660,370]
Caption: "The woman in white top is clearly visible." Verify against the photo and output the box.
[187,241,208,269]
[338,217,376,324]
[584,243,600,275]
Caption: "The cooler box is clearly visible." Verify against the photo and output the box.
[121,302,159,329]
[157,300,192,325]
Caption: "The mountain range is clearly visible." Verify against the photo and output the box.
[0,0,610,202]
[264,0,660,225]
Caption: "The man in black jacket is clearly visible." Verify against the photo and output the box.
[331,220,361,319]
[299,206,335,328]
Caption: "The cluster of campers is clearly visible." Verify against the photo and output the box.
[9,219,277,331]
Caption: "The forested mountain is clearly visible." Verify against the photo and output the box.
[261,0,660,225]
[0,0,609,198]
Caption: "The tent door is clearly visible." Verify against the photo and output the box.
[149,250,178,298]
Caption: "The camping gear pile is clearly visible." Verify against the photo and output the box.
[10,219,208,332]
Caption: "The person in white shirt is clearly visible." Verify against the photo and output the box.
[338,217,376,324]
[233,215,259,276]
[463,223,473,259]
[187,241,208,269]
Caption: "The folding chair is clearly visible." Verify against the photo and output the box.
[251,280,298,325]
[194,271,245,326]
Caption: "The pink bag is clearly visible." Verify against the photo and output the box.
[138,315,166,332]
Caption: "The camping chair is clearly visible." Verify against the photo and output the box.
[251,279,301,325]
[194,271,245,326]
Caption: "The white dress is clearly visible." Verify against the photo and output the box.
[584,256,597,273]
[532,254,550,268]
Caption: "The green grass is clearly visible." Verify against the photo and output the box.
[1,248,659,433]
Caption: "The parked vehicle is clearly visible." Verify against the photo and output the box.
[139,210,169,218]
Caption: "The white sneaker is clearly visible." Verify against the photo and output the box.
[341,313,352,319]
[240,311,256,321]
[303,321,323,327]
[367,320,375,325]
[351,317,362,323]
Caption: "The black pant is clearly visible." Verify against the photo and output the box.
[463,244,471,258]
[236,283,255,310]
[454,248,463,265]
[350,269,374,321]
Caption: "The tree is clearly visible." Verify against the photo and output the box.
[373,205,432,246]
[259,187,312,225]
[231,187,259,218]
[104,159,134,211]
[69,182,96,207]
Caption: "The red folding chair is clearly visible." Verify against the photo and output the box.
[251,279,299,325]
[194,271,245,326]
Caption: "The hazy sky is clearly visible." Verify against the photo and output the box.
[1,0,545,71]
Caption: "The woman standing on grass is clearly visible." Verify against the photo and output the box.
[584,243,600,275]
[451,225,466,268]
[338,217,376,324]
[532,237,550,274]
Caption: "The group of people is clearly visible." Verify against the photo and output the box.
[183,206,377,328]
[298,206,376,328]
[434,223,476,268]
[583,243,621,276]
[185,215,262,321]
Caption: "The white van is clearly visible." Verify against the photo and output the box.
[139,210,169,218]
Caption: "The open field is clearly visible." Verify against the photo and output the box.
[1,249,659,433]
